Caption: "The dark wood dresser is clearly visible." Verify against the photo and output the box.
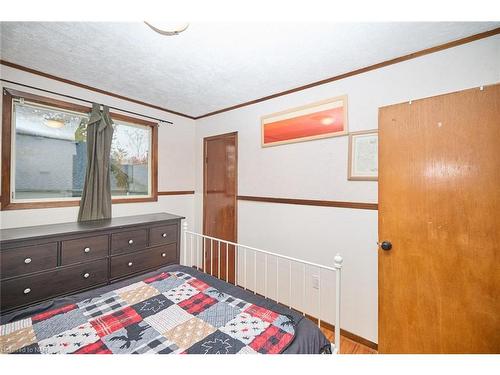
[0,213,184,313]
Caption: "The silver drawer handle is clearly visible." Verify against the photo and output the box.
[128,239,134,245]
[84,247,91,253]
[24,257,32,264]
[162,233,167,238]
[23,288,31,295]
[161,253,166,257]
[83,273,90,279]
[128,262,133,267]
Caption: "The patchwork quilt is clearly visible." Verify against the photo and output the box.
[0,271,297,354]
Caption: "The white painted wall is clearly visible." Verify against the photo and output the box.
[0,65,197,230]
[194,35,500,343]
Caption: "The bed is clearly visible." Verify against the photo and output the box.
[0,225,343,355]
[1,264,331,354]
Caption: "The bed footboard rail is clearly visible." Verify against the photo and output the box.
[181,222,343,354]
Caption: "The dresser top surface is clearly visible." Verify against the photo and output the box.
[0,213,185,243]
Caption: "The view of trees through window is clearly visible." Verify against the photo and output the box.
[13,100,151,201]
[110,122,151,196]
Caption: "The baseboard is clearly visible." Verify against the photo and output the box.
[305,314,378,350]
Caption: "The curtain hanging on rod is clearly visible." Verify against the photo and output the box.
[78,103,114,222]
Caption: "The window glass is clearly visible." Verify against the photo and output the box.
[110,121,151,197]
[12,100,152,201]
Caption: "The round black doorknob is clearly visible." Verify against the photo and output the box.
[380,241,392,251]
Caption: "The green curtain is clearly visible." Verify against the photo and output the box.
[78,103,114,221]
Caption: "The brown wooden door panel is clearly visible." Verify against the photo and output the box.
[203,132,237,283]
[378,84,500,353]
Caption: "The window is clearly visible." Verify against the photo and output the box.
[110,120,152,197]
[1,89,158,210]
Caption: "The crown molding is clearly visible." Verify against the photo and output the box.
[0,59,196,120]
[194,27,500,119]
[2,26,498,121]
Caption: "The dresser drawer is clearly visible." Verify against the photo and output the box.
[111,229,148,255]
[1,243,57,279]
[150,224,178,246]
[0,259,108,311]
[110,243,177,279]
[61,235,109,265]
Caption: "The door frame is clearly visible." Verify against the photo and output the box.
[202,131,238,242]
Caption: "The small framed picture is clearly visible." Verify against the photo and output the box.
[348,130,378,181]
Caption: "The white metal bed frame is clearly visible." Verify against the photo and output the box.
[181,222,344,354]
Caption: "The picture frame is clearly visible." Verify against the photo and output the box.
[261,95,348,147]
[348,130,378,181]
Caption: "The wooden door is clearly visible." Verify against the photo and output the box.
[378,84,500,353]
[203,132,237,283]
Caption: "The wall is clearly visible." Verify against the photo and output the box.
[194,35,500,344]
[0,65,197,230]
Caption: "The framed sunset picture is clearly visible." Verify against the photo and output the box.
[261,95,348,147]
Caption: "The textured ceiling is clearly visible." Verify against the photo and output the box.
[0,22,498,118]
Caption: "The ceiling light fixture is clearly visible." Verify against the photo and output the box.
[144,21,189,36]
[44,118,65,129]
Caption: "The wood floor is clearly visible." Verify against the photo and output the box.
[320,327,377,354]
